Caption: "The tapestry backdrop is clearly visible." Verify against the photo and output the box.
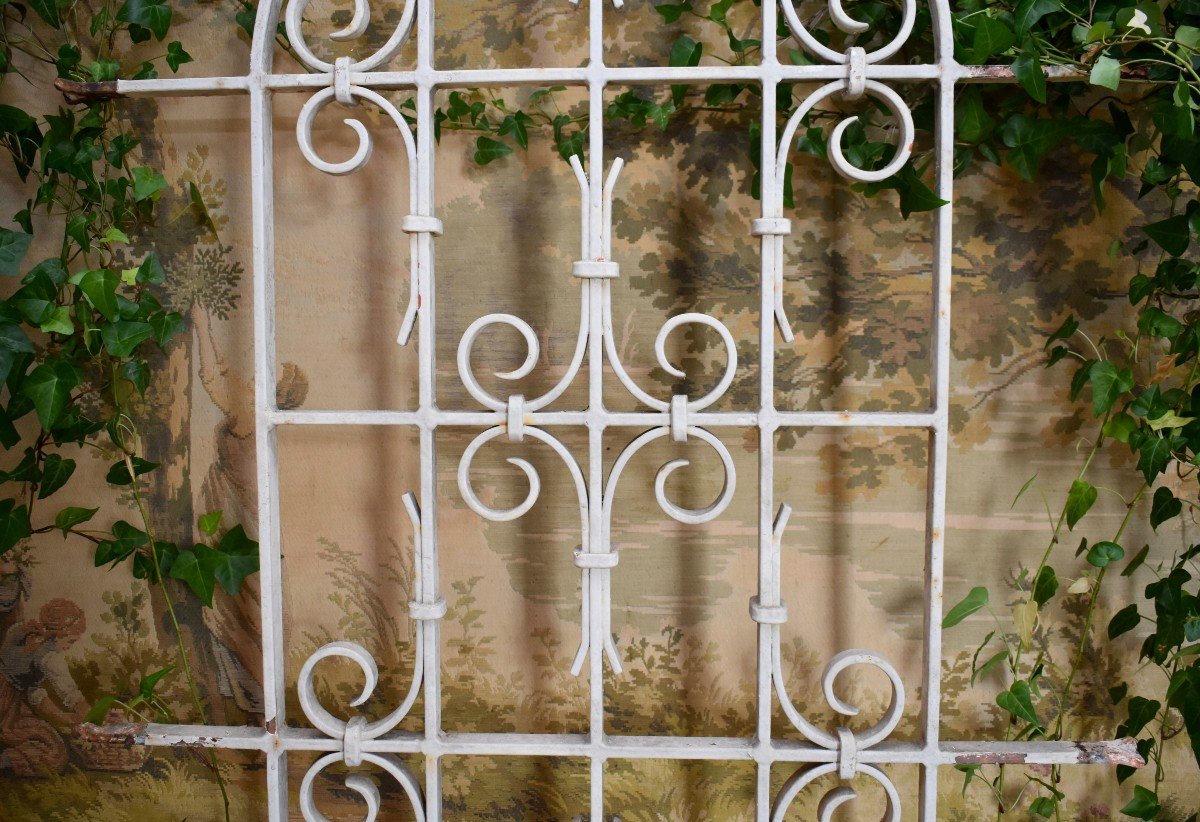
[1,0,1197,819]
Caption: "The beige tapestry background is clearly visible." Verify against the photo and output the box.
[1,0,1198,818]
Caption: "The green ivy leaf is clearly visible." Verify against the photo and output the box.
[37,454,76,499]
[1143,213,1191,257]
[1065,480,1097,530]
[1120,786,1160,819]
[138,665,174,698]
[498,112,532,150]
[1150,487,1182,530]
[943,586,988,628]
[105,456,159,486]
[1089,55,1121,91]
[1122,544,1150,576]
[996,680,1041,727]
[170,540,258,606]
[654,2,692,23]
[0,228,32,277]
[1012,52,1047,103]
[1012,473,1038,507]
[1133,431,1179,482]
[198,510,223,536]
[85,695,117,725]
[117,0,172,40]
[0,498,31,554]
[1001,114,1068,180]
[0,324,34,385]
[1032,566,1058,607]
[708,0,733,24]
[971,650,1007,685]
[1086,540,1125,568]
[1137,306,1183,341]
[1046,316,1078,351]
[1029,796,1056,818]
[21,360,82,431]
[1103,412,1137,443]
[668,35,702,105]
[971,16,1015,63]
[149,312,185,347]
[101,320,154,357]
[1014,0,1060,33]
[38,307,73,336]
[77,269,121,321]
[137,251,166,284]
[1120,696,1161,737]
[473,136,513,165]
[28,0,61,27]
[893,168,949,217]
[1088,361,1134,417]
[955,88,995,143]
[168,544,217,602]
[213,554,261,600]
[54,506,98,535]
[165,41,192,72]
[131,167,169,202]
[1108,603,1141,639]
[120,359,150,395]
[94,520,149,566]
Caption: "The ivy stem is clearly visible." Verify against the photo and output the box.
[123,452,231,822]
[1056,481,1146,737]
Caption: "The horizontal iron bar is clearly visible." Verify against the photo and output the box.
[110,62,1108,100]
[268,408,936,428]
[101,722,1141,768]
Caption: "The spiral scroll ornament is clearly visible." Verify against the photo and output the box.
[760,505,906,821]
[453,154,739,678]
[284,0,416,72]
[778,0,916,65]
[296,494,440,821]
[290,0,433,347]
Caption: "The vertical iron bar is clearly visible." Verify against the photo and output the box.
[919,53,958,822]
[416,0,442,817]
[249,0,286,813]
[586,2,607,818]
[756,0,780,818]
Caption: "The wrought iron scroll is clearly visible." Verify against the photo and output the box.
[95,0,1147,817]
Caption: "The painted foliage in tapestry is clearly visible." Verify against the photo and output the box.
[0,0,1197,819]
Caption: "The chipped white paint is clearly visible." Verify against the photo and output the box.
[104,0,1142,818]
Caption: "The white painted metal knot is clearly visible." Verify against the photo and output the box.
[574,548,618,569]
[836,727,858,780]
[333,56,354,105]
[342,714,366,767]
[506,395,525,442]
[572,260,619,279]
[670,395,688,442]
[401,214,444,236]
[749,595,788,624]
[844,47,866,100]
[751,217,792,236]
[408,597,447,620]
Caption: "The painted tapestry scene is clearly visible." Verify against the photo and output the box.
[1,0,1199,818]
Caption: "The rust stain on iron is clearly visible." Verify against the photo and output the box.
[76,721,148,749]
[54,77,121,104]
[1076,737,1144,768]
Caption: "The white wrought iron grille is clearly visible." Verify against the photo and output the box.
[93,0,1146,818]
